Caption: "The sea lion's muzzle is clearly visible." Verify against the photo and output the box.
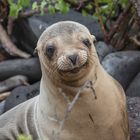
[57,50,88,74]
[66,53,87,73]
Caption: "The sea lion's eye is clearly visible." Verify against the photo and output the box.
[46,45,55,58]
[93,38,97,44]
[82,39,91,48]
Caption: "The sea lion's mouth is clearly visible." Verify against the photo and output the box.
[60,62,87,74]
[66,67,81,73]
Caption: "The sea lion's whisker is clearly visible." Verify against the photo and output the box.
[88,59,95,65]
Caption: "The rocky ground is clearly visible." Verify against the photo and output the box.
[0,10,140,139]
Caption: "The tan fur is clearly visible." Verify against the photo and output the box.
[35,21,130,140]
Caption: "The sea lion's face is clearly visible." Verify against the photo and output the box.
[37,22,98,82]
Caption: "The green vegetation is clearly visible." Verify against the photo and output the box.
[94,0,128,21]
[17,134,32,140]
[8,0,128,20]
[8,0,30,17]
[8,0,70,17]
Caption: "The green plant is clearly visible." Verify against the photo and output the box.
[8,0,30,17]
[8,0,129,20]
[8,0,70,18]
[17,134,32,140]
[32,0,70,15]
[93,0,128,22]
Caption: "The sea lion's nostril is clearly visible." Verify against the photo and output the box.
[68,54,78,65]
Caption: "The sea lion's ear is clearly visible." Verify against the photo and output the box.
[34,42,42,54]
[91,35,97,44]
[33,47,38,55]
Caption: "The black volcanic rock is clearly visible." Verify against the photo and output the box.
[102,51,140,90]
[4,82,40,112]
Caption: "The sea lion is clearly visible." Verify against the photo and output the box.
[0,21,130,140]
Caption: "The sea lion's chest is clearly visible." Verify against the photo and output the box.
[40,88,125,140]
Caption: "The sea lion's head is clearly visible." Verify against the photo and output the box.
[36,21,98,84]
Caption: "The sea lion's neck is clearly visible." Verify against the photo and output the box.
[40,63,98,103]
[39,64,99,120]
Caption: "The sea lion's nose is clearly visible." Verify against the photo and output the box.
[68,54,78,65]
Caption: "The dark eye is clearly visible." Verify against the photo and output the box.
[82,39,91,48]
[46,45,55,58]
[93,39,97,44]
